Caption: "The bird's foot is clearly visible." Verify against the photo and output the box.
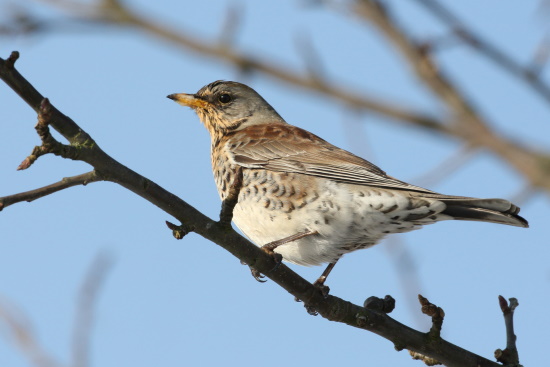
[245,247,283,283]
[312,276,331,299]
[250,267,267,283]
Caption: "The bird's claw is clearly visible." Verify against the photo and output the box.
[265,250,283,272]
[246,248,283,283]
[250,267,267,283]
[312,279,331,299]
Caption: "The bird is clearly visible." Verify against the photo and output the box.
[167,80,528,288]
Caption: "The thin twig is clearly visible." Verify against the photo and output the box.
[418,294,445,338]
[0,302,61,367]
[18,98,82,170]
[0,171,102,211]
[495,296,520,365]
[71,253,113,367]
[410,143,477,188]
[412,0,550,105]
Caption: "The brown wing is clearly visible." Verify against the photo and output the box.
[226,123,437,194]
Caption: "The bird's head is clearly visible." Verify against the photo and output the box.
[168,81,285,139]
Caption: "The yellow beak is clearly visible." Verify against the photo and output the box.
[167,93,210,109]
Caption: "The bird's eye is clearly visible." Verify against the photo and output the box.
[218,93,232,104]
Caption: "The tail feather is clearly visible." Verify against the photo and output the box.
[438,197,528,228]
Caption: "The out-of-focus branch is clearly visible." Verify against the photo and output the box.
[352,0,550,192]
[0,254,112,367]
[410,143,477,188]
[21,0,451,134]
[10,0,550,196]
[0,303,61,367]
[71,253,113,367]
[412,0,550,105]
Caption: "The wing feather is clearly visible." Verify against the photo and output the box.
[227,124,436,194]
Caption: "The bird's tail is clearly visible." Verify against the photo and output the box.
[431,197,528,228]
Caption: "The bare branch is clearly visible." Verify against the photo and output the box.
[0,171,102,211]
[495,296,520,365]
[530,35,550,76]
[411,144,478,188]
[351,0,550,193]
[71,253,113,367]
[15,0,550,197]
[0,51,505,367]
[18,98,82,170]
[412,0,550,105]
[218,1,244,48]
[0,302,61,367]
[27,0,449,135]
[418,294,445,338]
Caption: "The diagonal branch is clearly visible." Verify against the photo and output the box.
[0,302,61,367]
[0,52,506,367]
[412,0,550,105]
[352,0,550,193]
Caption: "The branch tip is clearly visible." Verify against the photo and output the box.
[418,294,445,337]
[166,220,194,240]
[495,295,520,365]
[6,51,20,68]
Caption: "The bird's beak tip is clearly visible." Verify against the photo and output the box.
[167,93,209,109]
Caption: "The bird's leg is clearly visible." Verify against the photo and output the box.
[313,261,337,288]
[218,166,243,226]
[313,261,338,297]
[300,261,339,314]
[249,230,318,282]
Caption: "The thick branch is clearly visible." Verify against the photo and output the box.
[0,53,504,367]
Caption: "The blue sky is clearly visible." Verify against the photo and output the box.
[1,1,549,366]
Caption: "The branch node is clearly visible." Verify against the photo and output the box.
[6,51,20,69]
[166,220,194,240]
[355,313,368,327]
[17,98,82,170]
[364,295,395,313]
[394,342,405,352]
[418,294,445,337]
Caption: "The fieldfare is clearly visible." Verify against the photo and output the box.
[168,81,528,287]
